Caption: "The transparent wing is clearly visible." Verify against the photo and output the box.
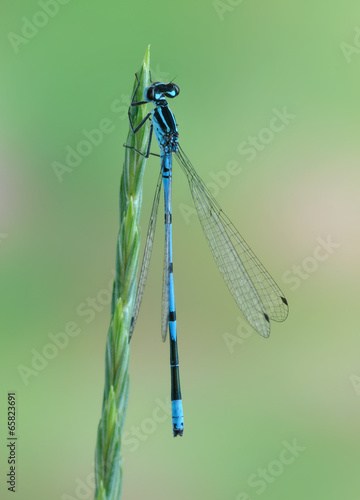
[175,145,288,337]
[129,171,162,339]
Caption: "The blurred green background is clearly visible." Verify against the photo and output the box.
[1,1,360,499]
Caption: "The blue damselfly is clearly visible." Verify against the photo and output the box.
[126,75,289,437]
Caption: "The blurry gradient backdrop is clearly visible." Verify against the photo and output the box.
[1,1,360,499]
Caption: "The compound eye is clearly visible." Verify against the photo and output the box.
[165,84,180,98]
[145,86,156,102]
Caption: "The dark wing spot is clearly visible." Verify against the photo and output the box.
[281,297,288,306]
[264,313,270,323]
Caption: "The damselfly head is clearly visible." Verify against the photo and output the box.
[145,82,180,103]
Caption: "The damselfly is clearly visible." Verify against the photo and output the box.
[126,75,289,437]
